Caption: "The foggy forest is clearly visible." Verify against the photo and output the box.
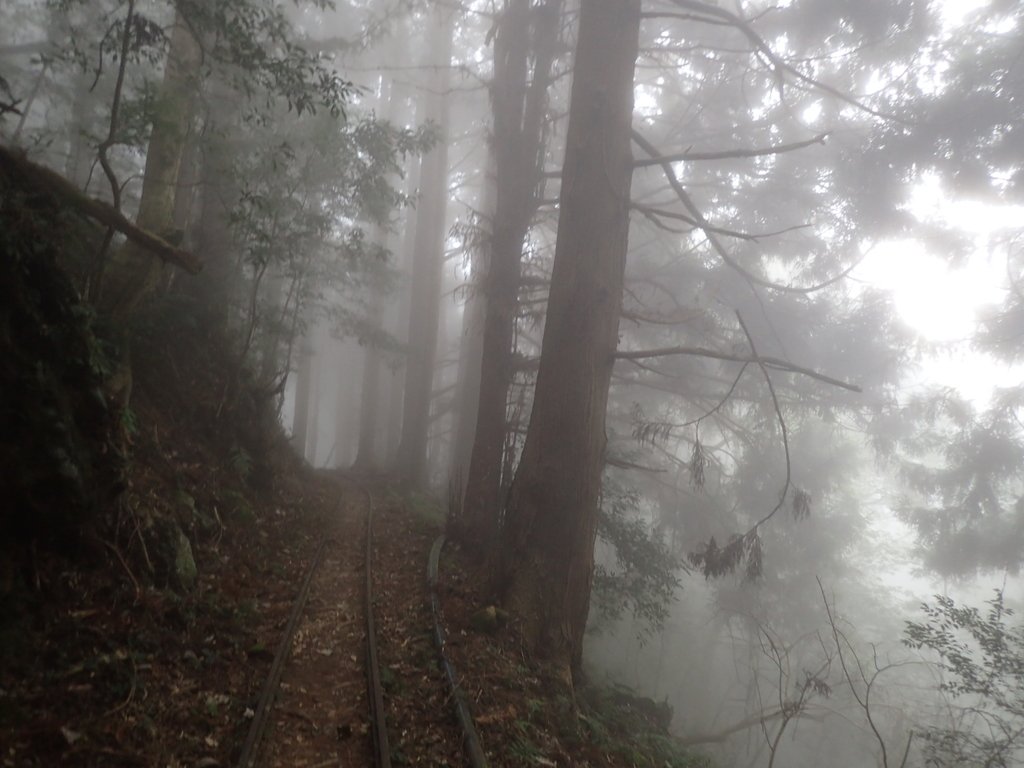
[1,0,1023,766]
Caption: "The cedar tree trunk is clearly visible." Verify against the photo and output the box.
[462,0,563,546]
[498,0,641,683]
[394,7,453,488]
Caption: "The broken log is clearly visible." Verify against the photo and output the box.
[0,144,203,275]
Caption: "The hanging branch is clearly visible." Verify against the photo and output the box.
[737,311,792,531]
[0,145,202,274]
[688,311,830,580]
[632,362,750,445]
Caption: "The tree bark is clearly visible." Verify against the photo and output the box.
[393,6,453,488]
[181,75,239,330]
[462,0,563,545]
[498,0,641,683]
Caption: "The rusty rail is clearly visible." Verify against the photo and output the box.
[236,538,329,768]
[428,535,489,768]
[364,488,392,768]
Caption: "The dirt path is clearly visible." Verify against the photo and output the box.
[241,482,468,768]
[255,487,373,768]
[372,491,466,767]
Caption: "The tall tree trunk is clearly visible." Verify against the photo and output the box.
[393,6,454,488]
[291,333,314,460]
[100,13,200,320]
[450,154,496,494]
[462,0,563,545]
[383,150,422,465]
[306,332,322,465]
[181,75,240,331]
[353,77,397,471]
[353,327,383,468]
[172,128,201,241]
[498,0,641,683]
[335,339,364,467]
[258,269,286,386]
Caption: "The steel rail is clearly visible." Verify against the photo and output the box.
[363,487,393,768]
[236,538,330,768]
[235,483,394,768]
[427,535,489,768]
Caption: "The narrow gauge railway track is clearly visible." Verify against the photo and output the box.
[235,483,486,768]
[235,485,392,768]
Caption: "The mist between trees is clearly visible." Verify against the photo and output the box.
[2,0,1024,765]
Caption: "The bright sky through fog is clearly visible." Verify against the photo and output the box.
[855,176,1019,344]
[856,241,1002,342]
[940,0,992,26]
[854,173,1024,403]
[851,183,1011,342]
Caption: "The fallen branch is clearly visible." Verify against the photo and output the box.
[0,144,203,275]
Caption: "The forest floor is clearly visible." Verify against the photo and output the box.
[0,469,708,768]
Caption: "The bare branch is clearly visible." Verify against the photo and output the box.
[613,341,862,393]
[633,132,830,168]
[605,455,667,474]
[666,0,908,122]
[633,202,813,241]
[631,129,868,295]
